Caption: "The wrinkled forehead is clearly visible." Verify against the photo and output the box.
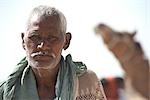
[28,14,61,25]
[27,14,61,29]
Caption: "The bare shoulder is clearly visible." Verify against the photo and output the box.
[78,70,99,83]
[77,70,107,100]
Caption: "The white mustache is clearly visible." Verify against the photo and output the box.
[31,51,56,58]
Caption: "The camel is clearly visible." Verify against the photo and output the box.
[95,23,149,100]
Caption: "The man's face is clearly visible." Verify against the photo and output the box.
[22,15,66,69]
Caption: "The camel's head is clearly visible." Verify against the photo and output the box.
[94,23,139,60]
[94,23,136,45]
[95,23,115,44]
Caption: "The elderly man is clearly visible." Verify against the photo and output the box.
[0,5,106,100]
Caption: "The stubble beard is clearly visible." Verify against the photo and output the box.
[27,52,61,70]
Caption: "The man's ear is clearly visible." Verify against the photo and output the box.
[63,32,72,50]
[21,32,26,50]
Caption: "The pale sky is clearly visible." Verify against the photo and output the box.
[0,0,149,81]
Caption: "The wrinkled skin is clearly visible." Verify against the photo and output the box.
[22,14,71,70]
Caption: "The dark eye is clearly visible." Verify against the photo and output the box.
[47,37,58,42]
[28,35,41,42]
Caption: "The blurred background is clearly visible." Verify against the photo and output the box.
[0,0,149,82]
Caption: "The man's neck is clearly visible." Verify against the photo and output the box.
[32,65,59,88]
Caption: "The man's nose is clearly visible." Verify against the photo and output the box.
[37,41,50,50]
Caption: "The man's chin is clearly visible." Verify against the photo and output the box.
[31,63,56,69]
[30,60,57,69]
[33,66,55,70]
[33,56,53,61]
[28,56,61,70]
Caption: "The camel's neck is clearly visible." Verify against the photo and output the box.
[107,39,145,65]
[96,24,149,98]
[108,41,149,98]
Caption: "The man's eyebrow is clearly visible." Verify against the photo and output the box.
[27,31,39,37]
[28,29,39,33]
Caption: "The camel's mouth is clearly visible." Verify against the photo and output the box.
[94,23,106,34]
[94,23,115,44]
[95,23,114,35]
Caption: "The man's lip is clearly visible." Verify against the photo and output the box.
[33,55,53,61]
[31,52,48,56]
[33,54,52,57]
[31,52,56,58]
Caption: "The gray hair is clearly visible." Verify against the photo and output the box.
[26,5,67,33]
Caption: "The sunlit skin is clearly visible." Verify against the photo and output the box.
[24,15,66,69]
[21,14,71,100]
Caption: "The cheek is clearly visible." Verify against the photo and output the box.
[53,42,64,54]
[24,40,36,53]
